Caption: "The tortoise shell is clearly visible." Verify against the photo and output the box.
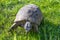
[14,4,43,25]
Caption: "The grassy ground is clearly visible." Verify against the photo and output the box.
[0,0,60,40]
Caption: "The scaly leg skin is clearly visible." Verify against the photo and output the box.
[9,23,18,32]
[33,25,40,33]
[24,21,32,33]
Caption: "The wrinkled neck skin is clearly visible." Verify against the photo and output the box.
[24,21,32,33]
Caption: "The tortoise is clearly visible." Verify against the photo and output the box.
[9,4,43,33]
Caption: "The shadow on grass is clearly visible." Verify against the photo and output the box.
[39,18,59,40]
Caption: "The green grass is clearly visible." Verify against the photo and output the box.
[0,0,60,40]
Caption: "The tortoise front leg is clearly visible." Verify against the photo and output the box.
[33,25,40,33]
[9,23,18,32]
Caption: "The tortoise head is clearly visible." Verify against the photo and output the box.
[24,21,32,33]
